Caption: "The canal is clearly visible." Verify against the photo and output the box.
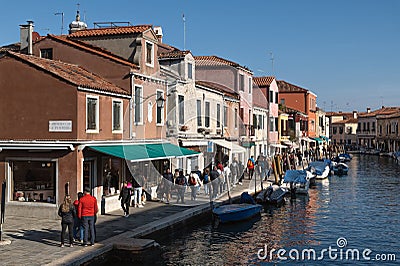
[150,154,399,265]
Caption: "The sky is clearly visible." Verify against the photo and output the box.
[1,0,399,113]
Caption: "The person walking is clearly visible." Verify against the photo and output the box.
[133,174,144,208]
[230,158,239,186]
[247,156,256,180]
[73,192,84,243]
[58,195,76,247]
[78,187,98,247]
[238,160,244,185]
[203,168,210,195]
[119,181,132,217]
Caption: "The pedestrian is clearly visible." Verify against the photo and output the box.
[58,195,76,247]
[73,192,84,243]
[210,166,220,200]
[163,168,173,203]
[175,169,187,203]
[119,181,131,217]
[133,173,144,208]
[247,156,256,180]
[78,187,98,247]
[203,168,210,195]
[230,157,239,186]
[188,173,198,201]
[238,160,244,185]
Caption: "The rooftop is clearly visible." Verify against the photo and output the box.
[194,55,252,73]
[253,76,275,87]
[7,51,129,96]
[68,25,152,38]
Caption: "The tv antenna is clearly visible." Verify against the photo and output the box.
[183,13,186,50]
[54,12,64,35]
[270,52,274,75]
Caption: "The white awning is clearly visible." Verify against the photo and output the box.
[212,139,246,154]
[301,137,315,143]
[282,141,299,149]
[270,143,288,149]
[180,140,208,147]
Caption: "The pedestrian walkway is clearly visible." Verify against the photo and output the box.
[0,177,270,266]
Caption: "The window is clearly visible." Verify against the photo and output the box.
[205,102,210,128]
[339,127,344,134]
[248,77,252,93]
[178,95,185,125]
[11,160,56,203]
[156,90,164,125]
[86,96,99,132]
[239,74,244,91]
[145,41,154,67]
[188,62,193,79]
[333,127,337,134]
[217,104,221,128]
[275,117,279,131]
[270,117,274,132]
[197,100,202,126]
[234,108,238,128]
[275,92,278,104]
[223,106,228,127]
[112,99,123,132]
[269,90,274,103]
[258,114,263,129]
[40,48,53,59]
[134,86,143,124]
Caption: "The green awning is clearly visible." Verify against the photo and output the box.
[88,143,199,162]
[320,135,329,142]
[313,137,323,144]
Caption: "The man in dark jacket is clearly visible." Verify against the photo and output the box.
[210,166,220,200]
[119,181,131,217]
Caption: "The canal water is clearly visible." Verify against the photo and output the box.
[150,155,399,265]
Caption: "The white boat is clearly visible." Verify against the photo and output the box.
[281,170,313,195]
[307,161,330,180]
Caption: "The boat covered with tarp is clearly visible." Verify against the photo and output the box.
[307,160,330,180]
[281,169,312,194]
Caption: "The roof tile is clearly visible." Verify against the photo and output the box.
[7,51,129,96]
[68,25,152,38]
[194,55,252,72]
[253,76,275,87]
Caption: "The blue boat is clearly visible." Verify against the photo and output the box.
[281,169,312,194]
[212,203,262,223]
[338,153,352,162]
[307,161,330,180]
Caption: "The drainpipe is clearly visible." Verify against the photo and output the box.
[130,74,134,139]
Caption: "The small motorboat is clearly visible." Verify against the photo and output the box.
[212,203,262,224]
[338,153,352,162]
[332,162,349,176]
[307,161,330,180]
[281,170,313,195]
[256,184,288,205]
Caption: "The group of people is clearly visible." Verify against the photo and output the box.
[57,187,98,248]
[118,177,147,217]
[246,155,272,181]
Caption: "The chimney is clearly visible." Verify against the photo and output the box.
[353,110,357,119]
[154,26,163,43]
[367,107,371,113]
[20,20,34,55]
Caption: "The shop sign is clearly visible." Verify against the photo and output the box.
[49,120,72,132]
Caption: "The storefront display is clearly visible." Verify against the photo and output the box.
[11,160,56,203]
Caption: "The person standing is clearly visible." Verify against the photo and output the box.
[119,181,132,217]
[78,187,98,247]
[238,160,244,185]
[58,195,76,247]
[133,174,144,208]
[247,156,256,180]
[162,168,173,203]
[203,168,210,195]
[175,169,187,203]
[230,158,239,186]
[210,166,220,200]
[73,192,84,243]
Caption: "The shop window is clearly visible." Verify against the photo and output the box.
[102,158,122,196]
[11,160,56,203]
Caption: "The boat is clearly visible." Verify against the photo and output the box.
[281,169,313,194]
[332,162,349,176]
[256,184,288,205]
[338,153,352,162]
[307,161,330,180]
[212,203,262,223]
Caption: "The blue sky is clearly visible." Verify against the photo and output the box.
[1,0,399,113]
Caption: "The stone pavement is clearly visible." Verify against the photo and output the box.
[0,177,272,266]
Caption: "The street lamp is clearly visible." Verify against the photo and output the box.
[156,95,165,108]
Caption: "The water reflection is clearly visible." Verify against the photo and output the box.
[152,155,399,265]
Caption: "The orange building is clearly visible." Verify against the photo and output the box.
[277,80,317,138]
